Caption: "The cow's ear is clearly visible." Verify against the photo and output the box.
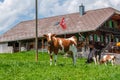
[43,34,47,37]
[52,34,56,37]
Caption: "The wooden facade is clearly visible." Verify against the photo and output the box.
[4,15,120,53]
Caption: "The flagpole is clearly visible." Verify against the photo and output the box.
[35,0,38,62]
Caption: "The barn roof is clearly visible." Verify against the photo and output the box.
[0,7,120,42]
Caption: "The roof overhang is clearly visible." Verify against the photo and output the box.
[112,13,120,20]
[111,9,120,20]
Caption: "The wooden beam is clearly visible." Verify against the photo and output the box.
[35,0,38,61]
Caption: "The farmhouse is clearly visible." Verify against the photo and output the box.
[0,5,120,53]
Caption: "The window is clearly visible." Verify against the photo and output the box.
[15,42,19,47]
[97,35,100,42]
[104,21,109,27]
[8,42,13,46]
[109,20,113,28]
[113,21,118,28]
[94,34,97,41]
[105,36,108,43]
[89,35,93,41]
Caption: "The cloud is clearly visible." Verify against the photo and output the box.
[38,0,120,18]
[0,0,4,3]
[85,0,120,10]
[38,0,67,17]
[109,0,120,6]
[0,0,120,34]
[0,0,34,34]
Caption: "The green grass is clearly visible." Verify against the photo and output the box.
[0,51,120,80]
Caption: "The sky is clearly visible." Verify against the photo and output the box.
[0,0,120,35]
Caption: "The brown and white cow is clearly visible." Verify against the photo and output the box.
[100,54,116,66]
[43,33,77,65]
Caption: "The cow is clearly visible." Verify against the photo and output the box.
[43,33,77,66]
[86,42,105,65]
[100,54,116,66]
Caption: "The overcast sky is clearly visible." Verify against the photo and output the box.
[0,0,120,35]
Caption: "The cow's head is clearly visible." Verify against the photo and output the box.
[99,59,105,64]
[44,33,56,44]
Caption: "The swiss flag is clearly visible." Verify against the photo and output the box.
[60,17,67,29]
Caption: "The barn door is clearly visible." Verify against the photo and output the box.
[13,42,19,52]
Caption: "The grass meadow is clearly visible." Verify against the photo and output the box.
[0,50,120,80]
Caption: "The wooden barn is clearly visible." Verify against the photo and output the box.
[0,6,120,53]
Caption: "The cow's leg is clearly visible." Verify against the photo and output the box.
[113,58,115,65]
[48,47,53,66]
[50,54,53,66]
[93,56,97,65]
[54,54,57,66]
[113,57,116,64]
[96,55,99,64]
[86,51,93,63]
[54,50,58,66]
[98,50,101,64]
[104,62,107,66]
[111,60,114,66]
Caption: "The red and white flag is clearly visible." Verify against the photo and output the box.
[60,17,67,30]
